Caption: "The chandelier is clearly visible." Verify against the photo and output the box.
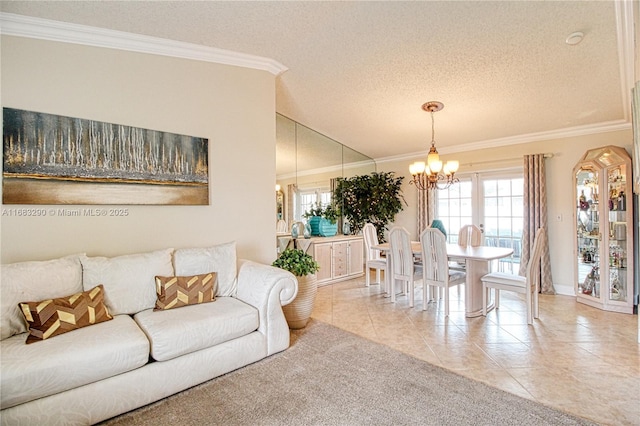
[409,101,459,190]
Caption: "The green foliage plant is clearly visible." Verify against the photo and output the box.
[334,171,406,242]
[302,202,340,224]
[272,249,320,277]
[321,203,340,224]
[302,203,323,219]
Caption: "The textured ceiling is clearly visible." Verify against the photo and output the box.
[0,1,633,162]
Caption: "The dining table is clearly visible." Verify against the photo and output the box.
[373,241,514,317]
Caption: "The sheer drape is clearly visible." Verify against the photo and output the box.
[417,175,436,236]
[286,184,297,228]
[521,154,554,294]
[330,178,342,233]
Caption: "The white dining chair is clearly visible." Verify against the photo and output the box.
[363,223,386,288]
[450,224,482,272]
[458,224,482,247]
[481,227,546,324]
[389,227,423,306]
[420,228,466,315]
[276,219,288,233]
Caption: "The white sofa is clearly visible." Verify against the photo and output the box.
[0,242,297,425]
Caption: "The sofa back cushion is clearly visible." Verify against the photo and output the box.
[80,249,174,315]
[1,255,84,340]
[173,241,237,297]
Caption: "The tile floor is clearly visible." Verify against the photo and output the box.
[310,275,640,425]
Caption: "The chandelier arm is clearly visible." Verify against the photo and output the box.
[409,170,458,191]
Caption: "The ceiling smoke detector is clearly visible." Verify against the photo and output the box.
[565,31,584,46]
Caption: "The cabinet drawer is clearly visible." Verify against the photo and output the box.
[333,260,347,277]
[333,243,347,257]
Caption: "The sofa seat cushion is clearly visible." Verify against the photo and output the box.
[0,315,149,410]
[134,296,258,362]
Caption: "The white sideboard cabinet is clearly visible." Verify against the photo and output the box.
[310,235,364,285]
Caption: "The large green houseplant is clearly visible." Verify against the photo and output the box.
[272,249,320,329]
[333,171,406,242]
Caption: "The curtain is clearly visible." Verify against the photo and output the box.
[286,183,297,228]
[330,178,343,233]
[633,83,640,195]
[416,175,436,236]
[521,154,554,294]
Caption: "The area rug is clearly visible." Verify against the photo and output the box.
[100,319,595,425]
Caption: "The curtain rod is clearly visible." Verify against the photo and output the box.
[461,153,553,167]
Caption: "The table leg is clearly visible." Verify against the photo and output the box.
[464,259,494,317]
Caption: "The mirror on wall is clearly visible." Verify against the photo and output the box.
[275,113,376,230]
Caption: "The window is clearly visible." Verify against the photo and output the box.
[294,187,332,221]
[483,177,523,273]
[437,179,473,244]
[436,172,523,273]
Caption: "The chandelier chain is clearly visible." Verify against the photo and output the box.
[431,109,435,146]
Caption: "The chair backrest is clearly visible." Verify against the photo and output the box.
[389,227,414,277]
[362,223,381,261]
[430,219,447,238]
[276,219,288,233]
[525,227,546,292]
[420,228,449,285]
[458,224,482,247]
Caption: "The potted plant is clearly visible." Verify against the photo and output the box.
[334,171,406,242]
[303,202,340,237]
[272,248,320,329]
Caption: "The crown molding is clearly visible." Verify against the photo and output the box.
[0,12,288,76]
[375,120,632,165]
[614,0,635,122]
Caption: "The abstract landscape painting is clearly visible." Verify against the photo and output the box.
[3,108,209,205]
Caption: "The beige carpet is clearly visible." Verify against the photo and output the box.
[100,319,596,425]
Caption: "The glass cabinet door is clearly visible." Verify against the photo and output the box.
[576,168,600,297]
[573,145,634,314]
[606,165,628,303]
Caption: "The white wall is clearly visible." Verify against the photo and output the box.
[376,130,634,295]
[1,36,277,265]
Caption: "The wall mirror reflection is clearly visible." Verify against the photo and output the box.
[275,113,376,233]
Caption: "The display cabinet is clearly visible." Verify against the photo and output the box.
[573,146,634,314]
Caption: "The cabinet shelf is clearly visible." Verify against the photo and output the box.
[579,235,600,239]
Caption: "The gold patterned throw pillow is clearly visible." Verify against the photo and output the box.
[154,272,217,311]
[19,284,113,344]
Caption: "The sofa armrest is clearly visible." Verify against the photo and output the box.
[235,260,297,355]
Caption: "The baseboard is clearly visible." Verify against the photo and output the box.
[553,284,575,296]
